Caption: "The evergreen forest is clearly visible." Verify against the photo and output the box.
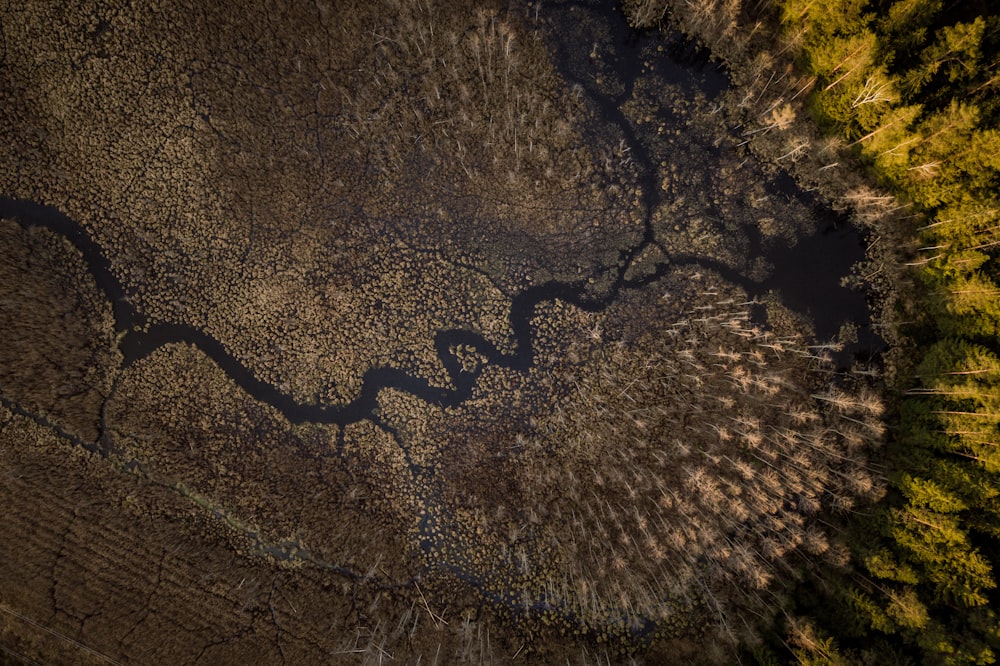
[673,0,1000,661]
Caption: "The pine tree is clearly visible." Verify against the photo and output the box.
[900,101,981,207]
[926,272,1000,338]
[905,18,990,100]
[875,0,942,60]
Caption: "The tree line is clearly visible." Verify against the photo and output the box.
[762,0,1000,663]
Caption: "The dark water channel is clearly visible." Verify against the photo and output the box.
[0,0,880,644]
[543,0,879,367]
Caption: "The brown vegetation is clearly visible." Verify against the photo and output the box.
[0,220,120,442]
[0,0,635,406]
[0,0,885,662]
[359,270,883,658]
[0,402,524,664]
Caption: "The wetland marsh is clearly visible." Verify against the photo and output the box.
[0,0,883,662]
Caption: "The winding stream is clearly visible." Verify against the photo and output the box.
[0,193,870,429]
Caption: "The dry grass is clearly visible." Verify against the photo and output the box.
[0,220,120,442]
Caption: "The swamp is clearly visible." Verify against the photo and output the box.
[0,0,890,662]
